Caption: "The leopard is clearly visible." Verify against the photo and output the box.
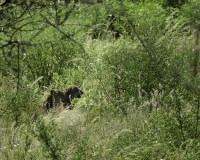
[31,85,83,121]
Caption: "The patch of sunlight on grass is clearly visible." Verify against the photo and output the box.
[52,108,86,127]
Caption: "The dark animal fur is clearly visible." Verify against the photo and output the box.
[31,85,83,121]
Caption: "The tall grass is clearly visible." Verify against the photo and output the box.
[1,1,200,159]
[0,35,200,159]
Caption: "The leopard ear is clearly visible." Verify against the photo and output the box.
[50,89,56,95]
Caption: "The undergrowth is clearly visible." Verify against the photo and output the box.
[1,0,200,159]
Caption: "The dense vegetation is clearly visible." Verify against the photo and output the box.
[1,0,200,159]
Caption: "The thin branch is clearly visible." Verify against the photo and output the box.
[195,98,200,138]
[0,42,20,116]
[40,14,86,53]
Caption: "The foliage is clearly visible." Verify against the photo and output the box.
[0,0,85,87]
[143,0,188,8]
[1,0,200,159]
